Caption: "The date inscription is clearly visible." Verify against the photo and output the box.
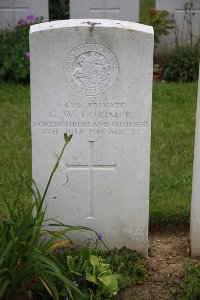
[33,101,150,136]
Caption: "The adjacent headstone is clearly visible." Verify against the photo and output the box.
[0,0,49,30]
[30,19,154,256]
[156,0,200,50]
[70,0,139,22]
[191,64,200,258]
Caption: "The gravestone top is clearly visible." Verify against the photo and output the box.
[30,19,154,256]
[30,19,153,34]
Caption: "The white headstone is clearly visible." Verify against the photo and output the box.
[30,19,154,256]
[0,0,49,30]
[70,0,139,22]
[191,64,200,258]
[156,0,200,50]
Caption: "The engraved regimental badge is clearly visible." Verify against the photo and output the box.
[64,44,118,96]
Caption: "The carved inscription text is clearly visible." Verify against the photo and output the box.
[33,101,150,136]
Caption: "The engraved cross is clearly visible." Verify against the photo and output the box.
[65,141,116,219]
[90,0,120,18]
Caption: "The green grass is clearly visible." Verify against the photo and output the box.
[0,83,31,206]
[180,264,200,299]
[140,0,155,20]
[0,82,198,224]
[151,82,197,224]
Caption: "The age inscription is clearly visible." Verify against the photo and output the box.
[33,101,150,136]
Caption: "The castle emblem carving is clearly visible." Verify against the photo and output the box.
[64,44,118,96]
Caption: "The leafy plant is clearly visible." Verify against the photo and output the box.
[141,9,174,45]
[102,247,147,285]
[160,0,200,83]
[49,245,147,299]
[181,264,200,299]
[0,134,97,300]
[162,44,200,82]
[0,15,42,83]
[52,246,127,299]
[0,133,140,300]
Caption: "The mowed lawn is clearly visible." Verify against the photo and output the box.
[0,82,198,224]
[0,84,31,207]
[151,83,197,224]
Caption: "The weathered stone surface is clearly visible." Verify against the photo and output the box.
[30,19,154,256]
[0,0,49,30]
[191,64,200,258]
[70,0,139,22]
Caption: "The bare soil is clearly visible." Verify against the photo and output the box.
[118,225,198,300]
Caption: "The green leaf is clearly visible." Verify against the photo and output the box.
[90,255,99,268]
[40,273,59,300]
[0,238,18,267]
[36,254,88,298]
[116,274,130,289]
[98,275,112,285]
[86,273,97,284]
[0,268,9,275]
[98,275,118,292]
[67,255,75,272]
[0,279,10,297]
[81,247,90,261]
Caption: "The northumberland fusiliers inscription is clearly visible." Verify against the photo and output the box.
[30,20,154,256]
[33,101,150,136]
[64,44,118,96]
